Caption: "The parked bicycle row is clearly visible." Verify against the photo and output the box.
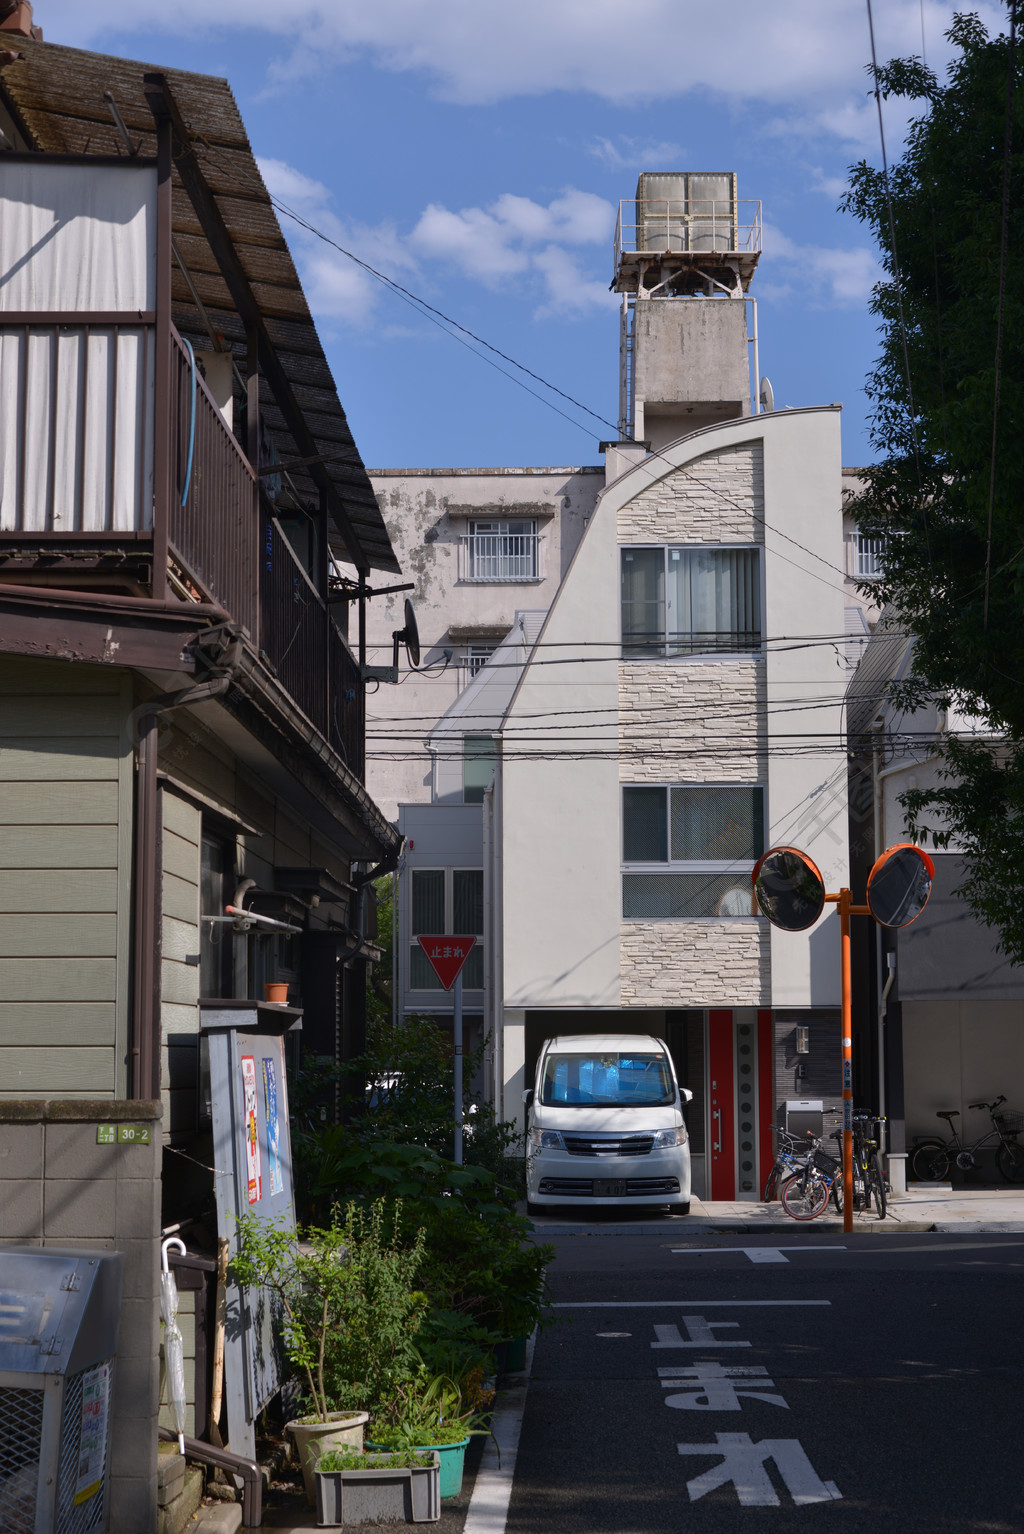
[764,1115,886,1222]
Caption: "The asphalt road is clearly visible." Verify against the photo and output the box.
[507,1231,1024,1533]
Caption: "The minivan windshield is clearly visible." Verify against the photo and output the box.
[539,1051,675,1107]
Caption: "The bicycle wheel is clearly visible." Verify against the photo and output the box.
[910,1140,950,1182]
[830,1173,844,1215]
[763,1164,780,1202]
[997,1140,1024,1183]
[869,1153,887,1218]
[780,1172,829,1221]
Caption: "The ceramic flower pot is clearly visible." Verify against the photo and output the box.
[287,1411,369,1506]
[264,981,289,1004]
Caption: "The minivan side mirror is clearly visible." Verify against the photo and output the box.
[682,1087,693,1103]
[522,1088,534,1108]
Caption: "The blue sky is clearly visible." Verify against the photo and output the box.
[40,1,1005,471]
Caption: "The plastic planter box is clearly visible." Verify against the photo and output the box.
[368,1437,470,1498]
[315,1452,441,1526]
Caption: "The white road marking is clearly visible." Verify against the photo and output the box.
[677,1434,842,1506]
[659,1364,788,1410]
[652,1317,751,1349]
[671,1246,847,1264]
[553,1299,831,1307]
[462,1330,535,1534]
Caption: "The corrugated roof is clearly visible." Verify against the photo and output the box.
[0,36,399,573]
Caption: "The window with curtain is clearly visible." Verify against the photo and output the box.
[621,545,762,657]
[622,784,764,919]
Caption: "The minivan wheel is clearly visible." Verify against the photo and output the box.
[526,1201,545,1217]
[672,1202,690,1216]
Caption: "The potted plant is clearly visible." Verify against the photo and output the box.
[313,1447,440,1526]
[369,1371,493,1499]
[232,1200,427,1505]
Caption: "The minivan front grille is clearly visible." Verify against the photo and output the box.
[538,1177,680,1196]
[562,1134,654,1158]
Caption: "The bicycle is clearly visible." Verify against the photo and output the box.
[779,1138,844,1221]
[910,1095,1024,1183]
[849,1113,887,1219]
[763,1127,813,1203]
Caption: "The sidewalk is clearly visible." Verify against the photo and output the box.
[523,1184,1024,1235]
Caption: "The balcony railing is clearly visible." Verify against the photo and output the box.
[614,199,762,266]
[261,514,364,778]
[0,315,156,534]
[458,529,539,582]
[169,328,259,637]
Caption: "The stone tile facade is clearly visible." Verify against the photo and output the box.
[620,922,770,1007]
[618,660,766,783]
[617,441,769,1004]
[617,442,764,544]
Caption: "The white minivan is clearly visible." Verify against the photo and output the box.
[524,1034,692,1215]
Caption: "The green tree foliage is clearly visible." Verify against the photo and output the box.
[842,7,1024,955]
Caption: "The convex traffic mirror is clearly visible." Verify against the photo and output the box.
[866,843,935,928]
[751,847,826,932]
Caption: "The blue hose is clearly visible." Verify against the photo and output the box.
[180,336,197,507]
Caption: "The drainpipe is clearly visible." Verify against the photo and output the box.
[131,675,234,1101]
[482,779,495,1108]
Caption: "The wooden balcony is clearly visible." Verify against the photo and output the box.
[0,312,365,778]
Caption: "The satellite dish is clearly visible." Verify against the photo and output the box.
[759,376,775,413]
[752,846,826,932]
[866,843,934,928]
[392,598,420,670]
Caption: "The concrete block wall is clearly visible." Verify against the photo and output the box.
[0,1099,162,1533]
[617,442,763,544]
[620,922,770,1007]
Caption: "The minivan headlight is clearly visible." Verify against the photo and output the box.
[653,1128,687,1148]
[528,1128,564,1153]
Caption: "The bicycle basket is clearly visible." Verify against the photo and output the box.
[994,1110,1024,1135]
[811,1147,840,1176]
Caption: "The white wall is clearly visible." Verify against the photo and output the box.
[762,408,847,1005]
[903,999,1024,1143]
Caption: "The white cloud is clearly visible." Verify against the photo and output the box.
[259,157,418,324]
[763,222,879,307]
[259,163,615,324]
[412,189,615,313]
[41,1,1006,141]
[588,136,686,171]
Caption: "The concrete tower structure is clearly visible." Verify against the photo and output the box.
[613,172,762,451]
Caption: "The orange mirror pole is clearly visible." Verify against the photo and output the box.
[839,888,854,1234]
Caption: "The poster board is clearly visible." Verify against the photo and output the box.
[203,1002,299,1458]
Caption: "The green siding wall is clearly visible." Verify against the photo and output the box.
[0,659,132,1096]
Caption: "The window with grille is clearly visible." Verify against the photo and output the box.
[462,645,496,682]
[622,784,764,918]
[462,520,538,581]
[621,546,762,657]
[409,867,485,989]
[853,533,885,578]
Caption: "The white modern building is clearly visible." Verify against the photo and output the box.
[385,173,853,1203]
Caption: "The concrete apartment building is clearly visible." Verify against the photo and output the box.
[0,25,399,1528]
[382,174,852,1203]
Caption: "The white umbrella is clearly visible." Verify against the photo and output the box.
[161,1238,188,1456]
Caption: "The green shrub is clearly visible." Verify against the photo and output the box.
[231,1199,427,1419]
